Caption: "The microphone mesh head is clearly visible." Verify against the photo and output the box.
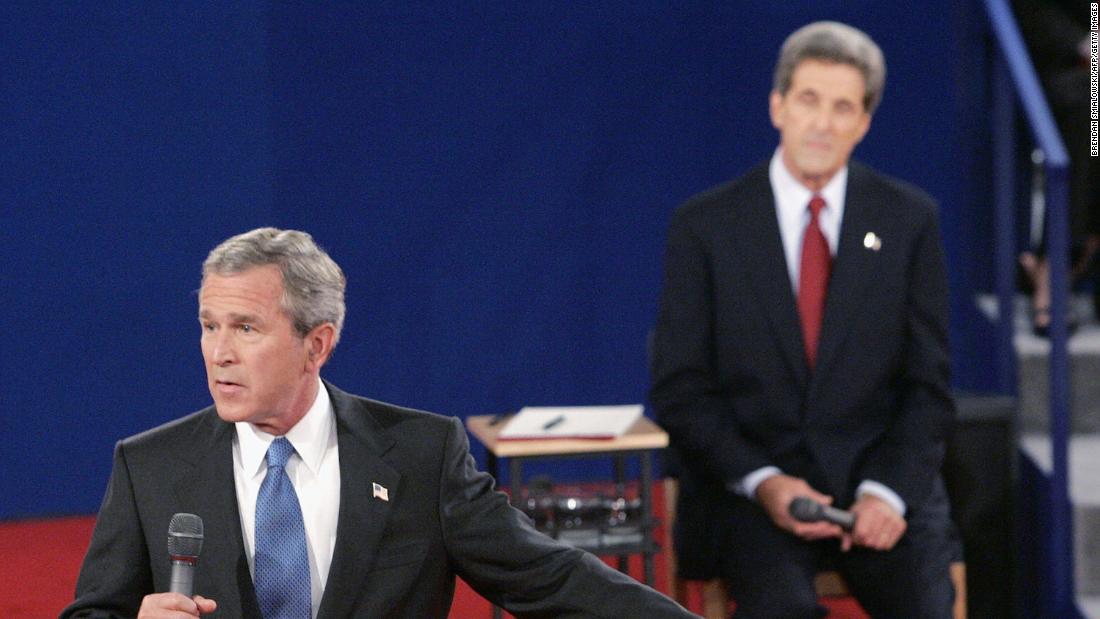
[167,513,204,558]
[788,497,824,523]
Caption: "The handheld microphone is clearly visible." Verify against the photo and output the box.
[167,513,204,596]
[789,497,855,531]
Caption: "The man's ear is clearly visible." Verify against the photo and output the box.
[854,110,872,145]
[305,323,337,369]
[769,90,785,130]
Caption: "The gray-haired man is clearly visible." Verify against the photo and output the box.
[652,22,958,617]
[65,227,696,618]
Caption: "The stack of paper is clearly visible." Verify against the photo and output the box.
[498,405,644,440]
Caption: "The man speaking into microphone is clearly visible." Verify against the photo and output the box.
[650,21,958,618]
[63,228,694,618]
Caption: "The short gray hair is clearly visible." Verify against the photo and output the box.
[773,21,886,115]
[202,227,346,344]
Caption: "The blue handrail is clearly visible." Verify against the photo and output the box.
[983,0,1074,616]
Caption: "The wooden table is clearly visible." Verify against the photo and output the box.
[466,414,669,601]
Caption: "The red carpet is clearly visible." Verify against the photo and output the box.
[1,484,866,618]
[1,516,96,618]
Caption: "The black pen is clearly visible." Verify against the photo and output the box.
[488,411,514,426]
[542,415,565,430]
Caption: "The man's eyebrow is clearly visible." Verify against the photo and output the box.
[197,310,262,323]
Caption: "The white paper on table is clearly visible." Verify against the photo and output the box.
[497,404,644,440]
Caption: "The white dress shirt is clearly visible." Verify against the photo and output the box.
[770,147,847,291]
[233,379,341,618]
[733,149,906,517]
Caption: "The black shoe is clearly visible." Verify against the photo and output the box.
[1032,305,1079,337]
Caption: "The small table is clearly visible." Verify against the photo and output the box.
[466,414,669,615]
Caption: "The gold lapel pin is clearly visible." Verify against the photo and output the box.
[863,232,882,252]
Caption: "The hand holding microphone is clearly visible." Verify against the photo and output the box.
[168,513,204,596]
[755,474,846,542]
[136,513,217,618]
[788,496,855,531]
[788,496,857,551]
[790,495,907,552]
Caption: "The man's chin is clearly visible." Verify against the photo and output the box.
[792,159,841,186]
[212,402,251,424]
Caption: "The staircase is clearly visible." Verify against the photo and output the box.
[1012,295,1100,617]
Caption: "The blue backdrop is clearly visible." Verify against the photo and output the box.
[0,2,995,520]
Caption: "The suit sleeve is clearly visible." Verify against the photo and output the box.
[436,418,696,618]
[857,205,955,510]
[60,442,152,618]
[650,208,772,485]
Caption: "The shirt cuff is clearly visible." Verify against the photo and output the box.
[730,466,782,499]
[856,480,906,516]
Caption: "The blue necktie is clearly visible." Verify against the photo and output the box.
[255,437,311,619]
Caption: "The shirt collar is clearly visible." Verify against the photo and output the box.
[235,377,335,480]
[769,147,849,221]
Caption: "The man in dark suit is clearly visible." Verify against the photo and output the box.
[650,22,957,618]
[64,227,694,618]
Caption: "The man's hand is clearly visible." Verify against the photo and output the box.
[137,592,217,618]
[842,493,906,552]
[755,474,843,541]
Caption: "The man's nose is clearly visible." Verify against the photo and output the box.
[809,107,833,131]
[210,332,237,366]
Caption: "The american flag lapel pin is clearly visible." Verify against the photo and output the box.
[372,482,389,502]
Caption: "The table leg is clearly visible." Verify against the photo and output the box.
[487,452,499,482]
[641,450,654,586]
[489,453,508,619]
[614,455,629,574]
[509,458,523,507]
[489,452,505,619]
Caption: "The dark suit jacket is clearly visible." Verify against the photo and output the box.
[650,161,955,577]
[63,382,694,618]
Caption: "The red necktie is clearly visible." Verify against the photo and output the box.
[798,195,830,368]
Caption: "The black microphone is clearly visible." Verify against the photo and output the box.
[789,496,855,531]
[167,513,204,596]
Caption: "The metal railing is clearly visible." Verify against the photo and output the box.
[984,0,1075,615]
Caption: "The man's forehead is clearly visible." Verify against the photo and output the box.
[198,269,285,313]
[788,59,866,92]
[783,62,866,112]
[200,267,283,295]
[198,307,261,320]
[202,264,283,285]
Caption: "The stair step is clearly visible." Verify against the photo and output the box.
[976,294,1100,433]
[1020,434,1100,596]
[1079,596,1100,619]
[1016,324,1100,433]
[975,293,1097,329]
[979,295,1100,604]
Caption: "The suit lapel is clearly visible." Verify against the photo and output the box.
[811,165,885,392]
[317,383,402,619]
[171,412,258,618]
[735,171,810,389]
